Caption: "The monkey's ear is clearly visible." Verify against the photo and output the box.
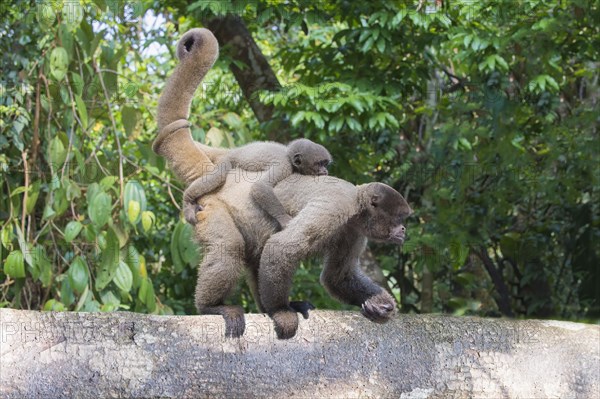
[292,153,303,166]
[370,194,380,207]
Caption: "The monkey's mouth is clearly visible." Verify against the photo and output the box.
[317,171,328,176]
[389,233,406,244]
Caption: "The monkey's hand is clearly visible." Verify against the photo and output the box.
[289,300,315,319]
[360,291,396,323]
[183,202,204,225]
[271,309,299,339]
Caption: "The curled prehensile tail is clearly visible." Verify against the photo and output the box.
[153,28,226,185]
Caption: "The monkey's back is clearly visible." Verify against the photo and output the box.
[229,141,289,171]
[274,175,360,218]
[209,172,360,261]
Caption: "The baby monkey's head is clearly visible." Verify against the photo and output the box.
[287,138,332,176]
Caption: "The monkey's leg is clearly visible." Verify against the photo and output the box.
[194,205,247,338]
[259,205,343,339]
[321,232,396,323]
[250,166,293,229]
[259,233,305,339]
[248,267,311,317]
[183,161,232,225]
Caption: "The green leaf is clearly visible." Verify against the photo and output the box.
[545,75,559,91]
[1,225,14,249]
[99,176,118,190]
[95,228,120,290]
[494,55,509,71]
[290,111,305,126]
[463,34,472,49]
[10,186,28,197]
[376,37,385,53]
[64,221,83,243]
[329,116,344,132]
[50,47,69,81]
[124,180,147,224]
[65,179,82,201]
[141,211,155,232]
[48,137,67,168]
[361,36,374,52]
[74,285,90,311]
[125,245,141,289]
[179,223,201,266]
[26,181,41,214]
[4,250,25,278]
[170,221,185,273]
[114,260,133,292]
[75,95,88,129]
[68,256,89,294]
[88,192,111,228]
[458,138,472,150]
[43,299,66,311]
[139,277,156,312]
[60,278,75,307]
[348,98,364,113]
[127,200,141,225]
[121,106,140,138]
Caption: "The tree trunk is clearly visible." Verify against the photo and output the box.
[206,16,289,140]
[1,309,597,398]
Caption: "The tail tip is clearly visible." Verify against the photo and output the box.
[176,28,219,63]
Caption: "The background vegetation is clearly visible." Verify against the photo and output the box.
[1,0,598,321]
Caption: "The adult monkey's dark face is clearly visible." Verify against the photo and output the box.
[356,182,412,245]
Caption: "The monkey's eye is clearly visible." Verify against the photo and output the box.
[318,160,330,168]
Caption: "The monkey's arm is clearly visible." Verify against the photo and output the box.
[321,231,396,323]
[182,161,232,224]
[250,164,294,228]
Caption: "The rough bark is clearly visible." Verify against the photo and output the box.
[1,309,598,398]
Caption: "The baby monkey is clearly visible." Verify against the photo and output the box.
[183,138,332,228]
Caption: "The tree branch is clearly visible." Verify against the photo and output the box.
[1,309,597,398]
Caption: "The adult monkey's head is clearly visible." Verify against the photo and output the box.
[356,182,413,245]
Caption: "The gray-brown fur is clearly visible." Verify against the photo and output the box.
[154,28,413,339]
[182,138,332,228]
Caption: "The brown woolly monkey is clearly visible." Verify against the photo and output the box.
[154,28,413,339]
[182,138,332,228]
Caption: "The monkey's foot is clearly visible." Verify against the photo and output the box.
[289,301,315,319]
[183,202,204,225]
[271,310,299,339]
[360,291,396,323]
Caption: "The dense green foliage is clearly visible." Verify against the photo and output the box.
[1,0,598,320]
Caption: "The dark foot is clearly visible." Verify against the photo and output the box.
[289,300,315,319]
[360,291,396,323]
[183,202,204,225]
